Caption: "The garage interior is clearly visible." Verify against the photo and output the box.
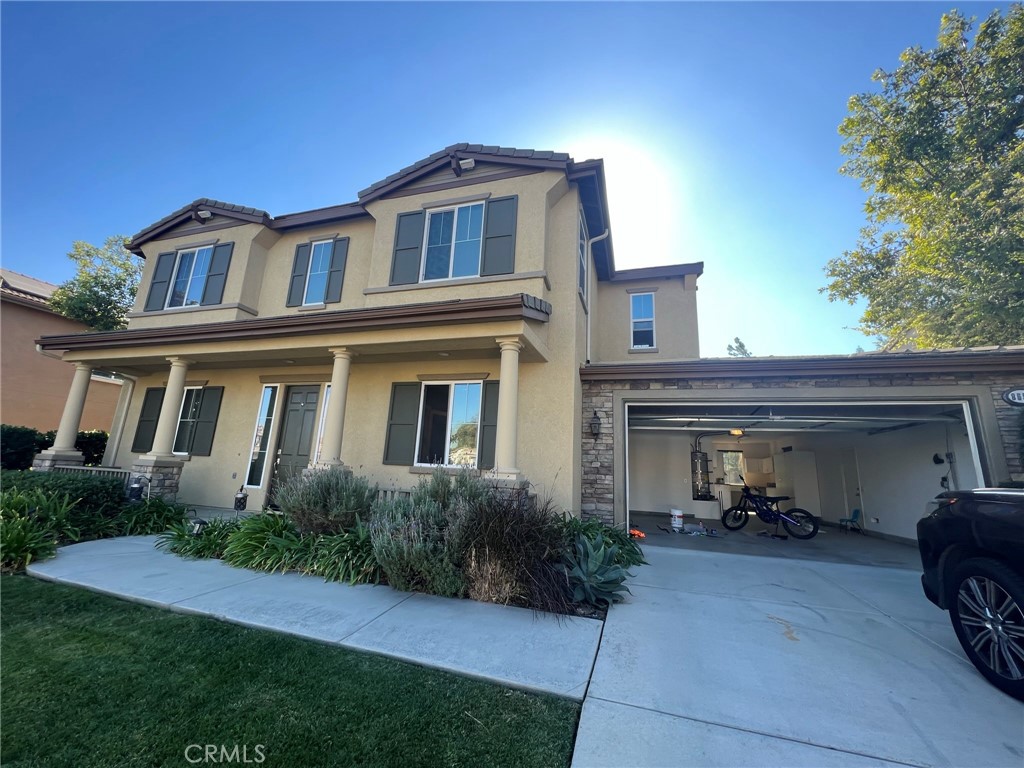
[625,400,983,544]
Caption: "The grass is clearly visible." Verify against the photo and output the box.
[0,575,580,768]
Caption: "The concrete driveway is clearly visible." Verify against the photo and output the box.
[572,543,1024,768]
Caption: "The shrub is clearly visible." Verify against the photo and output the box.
[222,513,303,573]
[275,467,377,535]
[301,519,384,585]
[157,518,241,559]
[560,534,633,608]
[117,498,189,536]
[74,430,108,466]
[370,497,464,597]
[0,487,79,543]
[0,513,56,571]
[561,516,647,568]
[0,426,108,469]
[448,490,572,613]
[0,471,124,539]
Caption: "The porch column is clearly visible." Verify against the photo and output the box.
[147,357,191,458]
[319,348,353,466]
[494,337,522,475]
[53,363,93,450]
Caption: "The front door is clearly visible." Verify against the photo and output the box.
[268,386,321,505]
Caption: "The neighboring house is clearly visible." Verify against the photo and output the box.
[1,269,121,433]
[34,144,702,512]
[33,145,1023,540]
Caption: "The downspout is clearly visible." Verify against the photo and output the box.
[585,229,610,365]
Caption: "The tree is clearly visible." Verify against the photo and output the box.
[824,7,1024,348]
[49,236,142,331]
[727,337,753,357]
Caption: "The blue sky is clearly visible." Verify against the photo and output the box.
[0,2,1004,356]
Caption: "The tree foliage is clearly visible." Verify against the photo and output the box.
[825,6,1024,348]
[727,337,753,357]
[49,236,142,331]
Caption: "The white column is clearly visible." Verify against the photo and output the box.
[319,348,353,466]
[148,357,191,457]
[52,363,93,451]
[494,337,522,475]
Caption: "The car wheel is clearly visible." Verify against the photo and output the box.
[946,557,1024,701]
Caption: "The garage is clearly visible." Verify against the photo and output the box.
[580,347,1023,545]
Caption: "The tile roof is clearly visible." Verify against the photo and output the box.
[0,269,58,306]
[129,198,272,248]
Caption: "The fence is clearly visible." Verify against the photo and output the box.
[52,465,132,491]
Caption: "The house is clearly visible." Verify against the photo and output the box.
[33,145,1023,541]
[1,269,121,433]
[33,144,701,513]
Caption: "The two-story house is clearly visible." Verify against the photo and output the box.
[33,144,702,515]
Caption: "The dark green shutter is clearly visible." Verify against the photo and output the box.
[144,253,177,311]
[189,387,224,456]
[478,381,500,470]
[200,243,233,306]
[131,388,166,453]
[480,196,517,276]
[286,243,311,307]
[324,238,349,304]
[390,211,425,286]
[383,383,421,465]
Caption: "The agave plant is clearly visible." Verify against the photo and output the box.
[560,533,633,608]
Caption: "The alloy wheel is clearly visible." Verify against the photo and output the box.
[957,576,1024,681]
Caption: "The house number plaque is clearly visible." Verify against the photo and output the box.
[1002,389,1024,406]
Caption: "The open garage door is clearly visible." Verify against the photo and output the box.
[624,400,984,543]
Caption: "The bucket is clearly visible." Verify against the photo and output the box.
[670,508,684,530]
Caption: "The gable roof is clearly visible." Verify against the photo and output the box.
[0,269,59,310]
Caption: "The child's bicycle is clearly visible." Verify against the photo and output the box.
[720,477,819,540]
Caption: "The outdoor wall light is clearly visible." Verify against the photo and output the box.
[127,475,149,502]
[590,411,602,436]
[195,209,213,220]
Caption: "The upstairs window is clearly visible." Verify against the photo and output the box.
[303,241,335,305]
[578,213,588,300]
[631,293,655,349]
[144,243,234,312]
[422,203,485,280]
[167,246,214,308]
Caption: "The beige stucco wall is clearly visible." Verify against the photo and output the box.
[592,276,699,363]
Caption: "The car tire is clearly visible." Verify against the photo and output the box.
[946,557,1024,701]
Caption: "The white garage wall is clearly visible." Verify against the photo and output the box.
[627,429,692,514]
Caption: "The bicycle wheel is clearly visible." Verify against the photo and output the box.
[721,506,749,531]
[782,508,819,539]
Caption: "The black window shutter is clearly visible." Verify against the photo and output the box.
[189,386,224,456]
[200,243,233,306]
[478,381,500,470]
[480,196,517,276]
[131,387,166,453]
[286,243,312,307]
[390,211,425,286]
[324,237,349,304]
[144,253,177,311]
[383,383,421,465]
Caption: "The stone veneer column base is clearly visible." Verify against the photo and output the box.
[131,457,185,500]
[32,449,85,471]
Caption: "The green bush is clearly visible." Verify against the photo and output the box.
[0,426,108,469]
[0,487,79,543]
[157,518,241,559]
[0,512,56,571]
[560,516,647,568]
[370,497,464,597]
[222,513,303,573]
[448,489,572,613]
[275,467,378,534]
[301,519,384,585]
[117,498,189,536]
[560,533,633,608]
[1,471,125,539]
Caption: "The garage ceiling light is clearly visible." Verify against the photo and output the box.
[729,428,744,436]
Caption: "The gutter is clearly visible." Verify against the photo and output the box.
[585,229,611,364]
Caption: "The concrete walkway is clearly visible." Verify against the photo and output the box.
[26,536,602,701]
[571,545,1024,768]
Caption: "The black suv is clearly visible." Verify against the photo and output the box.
[918,488,1024,701]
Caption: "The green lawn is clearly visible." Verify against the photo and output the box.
[1,576,580,768]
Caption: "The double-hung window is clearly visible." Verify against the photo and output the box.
[630,293,656,349]
[303,241,335,305]
[173,387,203,454]
[422,203,485,280]
[578,213,588,300]
[415,382,483,467]
[131,385,224,456]
[167,246,214,308]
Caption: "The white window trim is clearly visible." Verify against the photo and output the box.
[578,211,589,302]
[244,384,280,488]
[302,240,334,306]
[419,201,486,283]
[172,386,203,456]
[166,246,214,309]
[412,380,484,468]
[313,383,332,464]
[630,292,656,349]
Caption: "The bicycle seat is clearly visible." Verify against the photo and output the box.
[764,494,790,502]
